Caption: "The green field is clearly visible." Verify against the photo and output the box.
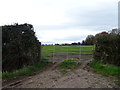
[42,45,94,57]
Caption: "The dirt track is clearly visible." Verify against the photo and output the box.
[2,54,118,88]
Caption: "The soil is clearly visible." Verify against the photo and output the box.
[2,53,119,88]
[48,53,93,62]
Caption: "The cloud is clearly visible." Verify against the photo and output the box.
[0,0,119,44]
[34,0,118,31]
[35,28,102,44]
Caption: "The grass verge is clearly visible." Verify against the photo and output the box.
[90,60,120,87]
[90,60,120,77]
[2,58,49,80]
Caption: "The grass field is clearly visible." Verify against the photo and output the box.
[42,45,94,57]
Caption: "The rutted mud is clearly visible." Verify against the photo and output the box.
[2,54,118,88]
[48,53,93,62]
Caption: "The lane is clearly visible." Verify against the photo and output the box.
[3,54,117,88]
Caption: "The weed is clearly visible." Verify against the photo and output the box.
[59,60,76,69]
[59,69,69,75]
[90,60,120,77]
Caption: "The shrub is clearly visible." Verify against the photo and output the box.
[2,23,41,72]
[94,31,120,66]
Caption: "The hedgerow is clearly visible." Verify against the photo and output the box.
[94,31,120,66]
[2,23,41,72]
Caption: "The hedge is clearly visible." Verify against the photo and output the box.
[94,32,120,66]
[2,23,41,72]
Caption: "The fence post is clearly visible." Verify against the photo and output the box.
[66,47,68,60]
[0,26,2,90]
[53,45,56,62]
[79,45,81,61]
[39,42,42,62]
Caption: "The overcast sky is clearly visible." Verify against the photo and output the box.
[0,0,119,44]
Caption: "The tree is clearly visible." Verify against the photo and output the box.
[71,42,78,45]
[84,35,94,45]
[82,40,85,45]
[110,29,118,34]
[78,42,81,45]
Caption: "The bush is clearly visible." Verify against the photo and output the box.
[2,23,41,72]
[94,32,120,66]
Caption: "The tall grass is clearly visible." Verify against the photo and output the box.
[2,58,49,79]
[90,60,120,87]
[90,60,120,77]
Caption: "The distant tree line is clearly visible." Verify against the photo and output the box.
[2,23,41,72]
[55,42,81,46]
[43,28,120,66]
[81,35,94,45]
[43,35,95,46]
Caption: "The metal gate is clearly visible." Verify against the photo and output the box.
[44,45,94,62]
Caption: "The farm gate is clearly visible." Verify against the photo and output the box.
[44,45,94,62]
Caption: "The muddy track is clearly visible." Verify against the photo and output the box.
[2,54,118,88]
[2,63,56,88]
